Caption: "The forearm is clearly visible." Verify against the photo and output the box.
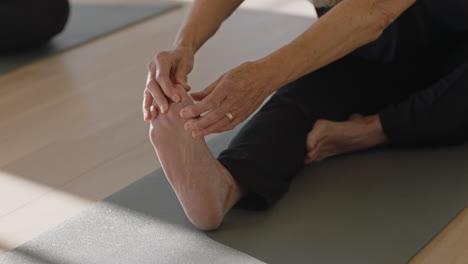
[255,0,415,89]
[173,0,244,53]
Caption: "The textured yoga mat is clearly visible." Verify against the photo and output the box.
[1,125,468,264]
[0,3,180,74]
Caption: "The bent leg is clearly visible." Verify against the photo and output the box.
[218,55,407,210]
[380,37,468,147]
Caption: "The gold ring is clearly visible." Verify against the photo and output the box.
[225,112,234,121]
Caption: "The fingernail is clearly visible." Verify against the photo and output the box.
[172,95,180,103]
[161,104,168,113]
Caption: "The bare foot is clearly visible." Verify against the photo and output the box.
[304,114,388,164]
[149,90,245,230]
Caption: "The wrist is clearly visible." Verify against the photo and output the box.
[251,57,290,95]
[246,60,281,96]
[172,32,198,55]
[173,42,195,55]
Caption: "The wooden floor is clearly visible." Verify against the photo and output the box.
[0,0,466,262]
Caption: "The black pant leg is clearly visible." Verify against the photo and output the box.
[218,91,312,210]
[218,55,404,210]
[380,38,468,147]
[0,0,70,52]
[380,61,468,147]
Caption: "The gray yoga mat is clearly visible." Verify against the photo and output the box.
[1,124,468,264]
[0,3,180,74]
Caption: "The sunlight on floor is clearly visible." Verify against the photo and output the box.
[0,171,91,251]
[0,202,204,263]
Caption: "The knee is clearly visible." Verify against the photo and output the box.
[47,0,70,36]
[29,0,70,32]
[33,0,70,41]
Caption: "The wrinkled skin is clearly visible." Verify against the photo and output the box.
[304,113,388,164]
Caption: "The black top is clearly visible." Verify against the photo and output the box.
[316,0,468,64]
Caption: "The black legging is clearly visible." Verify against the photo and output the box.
[218,1,468,210]
[0,0,70,52]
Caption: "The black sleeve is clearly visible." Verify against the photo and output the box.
[379,60,468,147]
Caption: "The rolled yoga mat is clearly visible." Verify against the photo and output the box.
[1,124,468,264]
[0,3,180,74]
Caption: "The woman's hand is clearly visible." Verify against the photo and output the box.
[180,61,279,138]
[143,47,194,121]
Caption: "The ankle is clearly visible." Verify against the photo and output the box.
[219,164,247,215]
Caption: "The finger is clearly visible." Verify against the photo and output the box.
[184,100,230,131]
[190,85,216,101]
[153,56,180,103]
[174,64,191,91]
[180,84,224,118]
[194,111,241,138]
[143,90,153,121]
[182,84,192,92]
[190,78,219,101]
[191,115,232,138]
[146,73,169,114]
[174,83,188,95]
